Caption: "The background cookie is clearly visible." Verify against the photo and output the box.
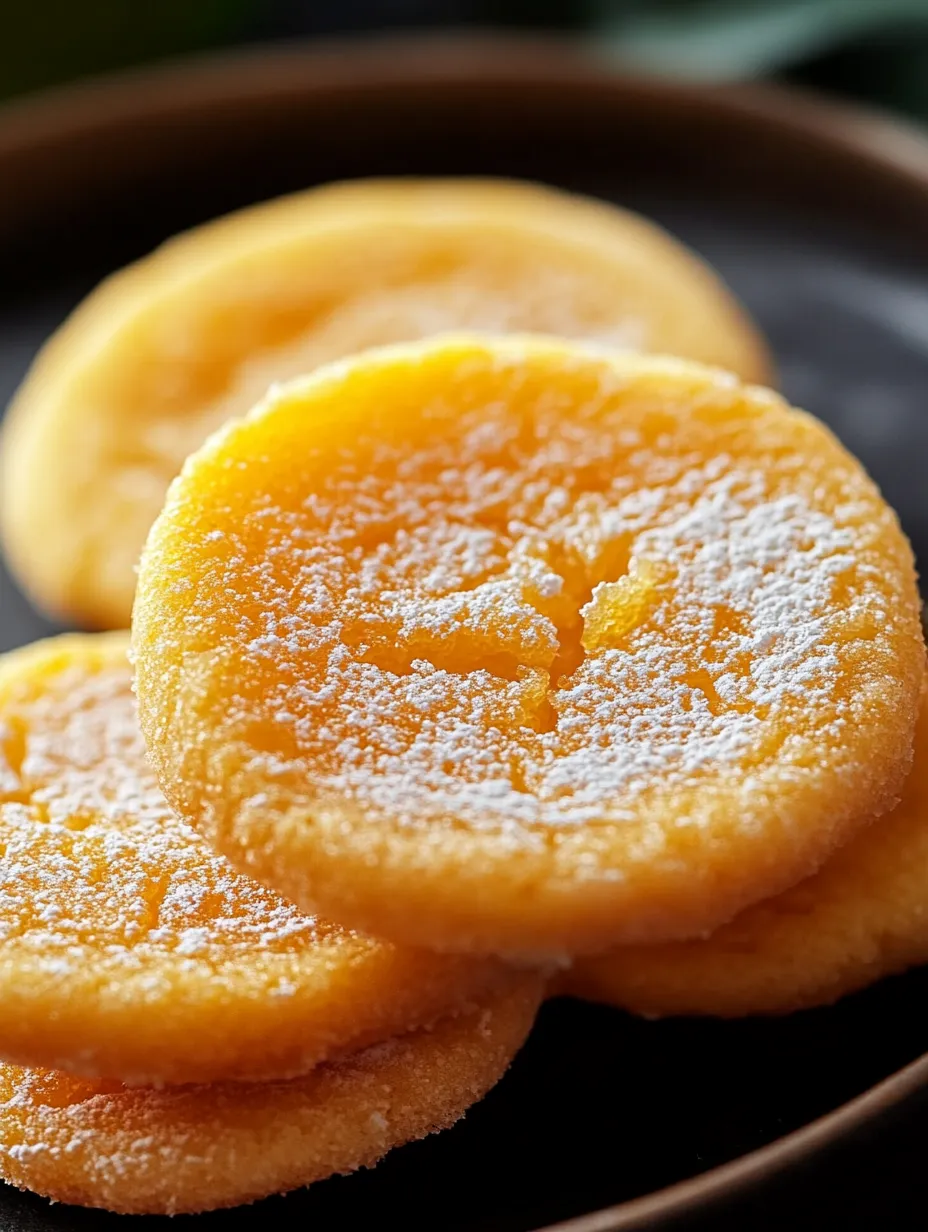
[0,632,516,1085]
[0,177,771,628]
[562,694,928,1017]
[133,336,924,958]
[0,976,542,1215]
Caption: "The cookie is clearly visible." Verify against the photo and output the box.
[0,632,515,1084]
[562,693,928,1016]
[0,977,542,1215]
[0,178,771,628]
[133,336,924,958]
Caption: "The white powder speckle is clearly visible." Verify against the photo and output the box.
[147,349,913,850]
[0,652,357,1016]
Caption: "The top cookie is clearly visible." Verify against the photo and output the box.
[133,337,924,958]
[0,178,770,628]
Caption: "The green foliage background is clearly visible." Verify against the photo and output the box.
[2,1,928,120]
[586,0,928,117]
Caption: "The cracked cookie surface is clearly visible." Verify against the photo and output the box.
[134,337,924,956]
[0,633,516,1084]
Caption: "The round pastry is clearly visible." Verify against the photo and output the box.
[562,694,928,1016]
[133,336,924,958]
[0,632,516,1085]
[0,177,771,628]
[0,977,542,1215]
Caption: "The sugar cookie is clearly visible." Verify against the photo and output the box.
[0,178,771,628]
[562,694,928,1016]
[0,632,515,1084]
[133,337,924,958]
[0,977,541,1215]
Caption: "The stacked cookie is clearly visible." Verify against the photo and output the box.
[0,182,924,1217]
[0,179,770,630]
[0,634,543,1213]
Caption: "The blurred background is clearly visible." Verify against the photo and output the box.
[3,0,928,119]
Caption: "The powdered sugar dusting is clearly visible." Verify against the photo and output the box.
[154,351,908,841]
[0,653,333,973]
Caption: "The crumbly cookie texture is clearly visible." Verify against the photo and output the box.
[134,337,924,957]
[563,695,928,1017]
[0,632,516,1084]
[0,977,543,1215]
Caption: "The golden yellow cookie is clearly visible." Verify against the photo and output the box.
[0,976,541,1215]
[133,336,924,959]
[562,694,928,1016]
[0,632,516,1085]
[0,177,771,629]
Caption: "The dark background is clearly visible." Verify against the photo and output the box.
[4,0,928,120]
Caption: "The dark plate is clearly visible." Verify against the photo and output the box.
[2,36,928,1232]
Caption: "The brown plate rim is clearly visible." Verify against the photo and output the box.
[1,33,928,1231]
[3,33,928,237]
